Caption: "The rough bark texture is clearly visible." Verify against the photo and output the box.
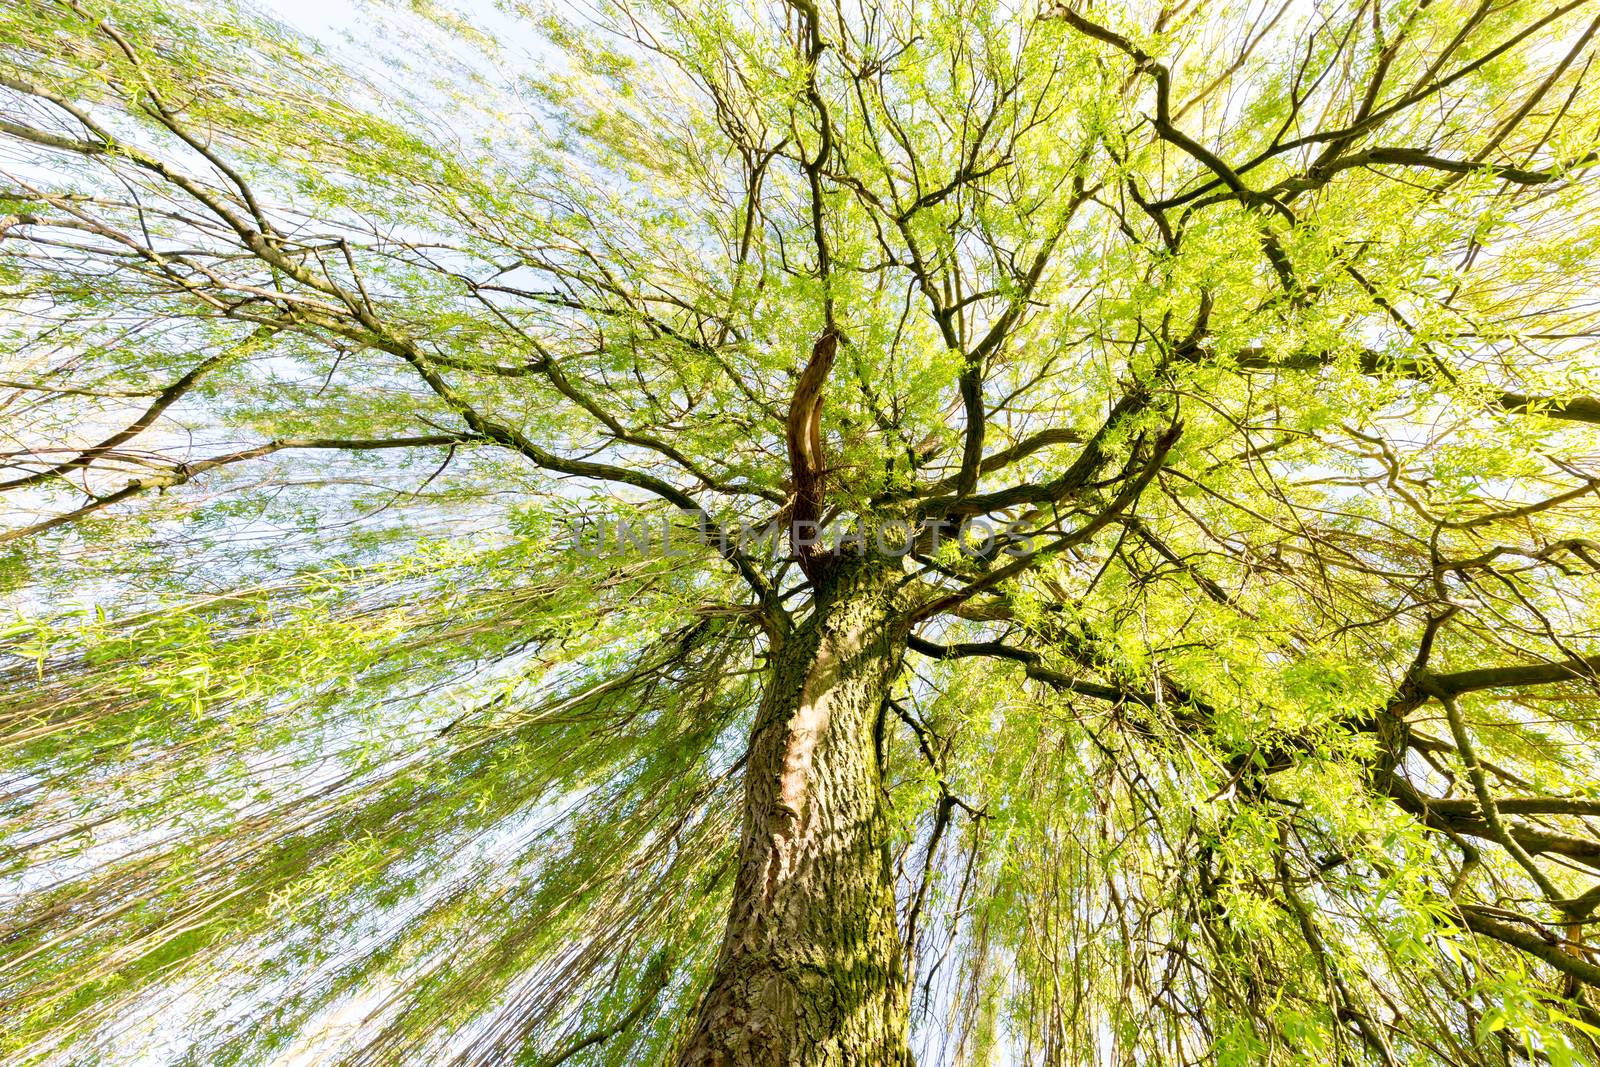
[678,557,910,1066]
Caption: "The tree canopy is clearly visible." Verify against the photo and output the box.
[3,0,1600,1063]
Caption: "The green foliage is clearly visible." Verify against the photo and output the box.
[3,0,1600,1063]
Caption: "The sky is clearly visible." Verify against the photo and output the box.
[253,0,366,37]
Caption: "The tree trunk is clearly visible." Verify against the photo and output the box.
[678,557,911,1066]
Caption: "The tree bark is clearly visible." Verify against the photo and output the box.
[678,556,911,1066]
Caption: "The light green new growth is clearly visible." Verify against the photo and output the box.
[2,0,1600,1063]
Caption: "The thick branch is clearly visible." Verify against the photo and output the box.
[786,327,840,579]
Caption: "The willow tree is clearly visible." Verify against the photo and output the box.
[3,0,1600,1062]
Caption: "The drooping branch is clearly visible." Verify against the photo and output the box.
[0,434,480,545]
[0,20,786,613]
